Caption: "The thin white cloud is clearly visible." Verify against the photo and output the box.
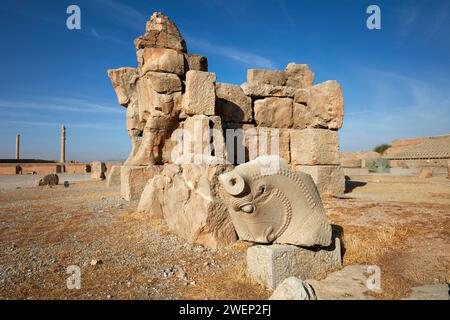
[340,68,450,151]
[0,120,120,130]
[187,36,276,69]
[96,0,148,32]
[0,98,121,114]
[90,27,128,45]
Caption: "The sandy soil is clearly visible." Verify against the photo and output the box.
[0,174,449,300]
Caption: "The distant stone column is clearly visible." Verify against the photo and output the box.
[60,125,66,163]
[15,134,20,160]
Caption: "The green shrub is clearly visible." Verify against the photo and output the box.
[373,144,391,154]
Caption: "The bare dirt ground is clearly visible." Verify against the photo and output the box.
[0,174,449,300]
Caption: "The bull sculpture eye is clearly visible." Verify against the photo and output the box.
[240,203,255,214]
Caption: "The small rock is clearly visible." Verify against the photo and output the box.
[270,277,317,300]
[90,259,103,266]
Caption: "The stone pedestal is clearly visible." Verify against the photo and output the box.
[293,165,345,195]
[106,166,122,187]
[120,165,161,201]
[247,236,341,289]
[91,162,106,181]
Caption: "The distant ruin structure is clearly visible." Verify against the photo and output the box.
[60,125,66,163]
[15,134,20,160]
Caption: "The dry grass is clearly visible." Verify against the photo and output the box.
[181,261,270,300]
[343,225,411,265]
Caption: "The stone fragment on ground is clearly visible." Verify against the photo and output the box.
[246,236,341,289]
[37,174,59,186]
[306,265,376,300]
[403,284,449,300]
[269,277,317,300]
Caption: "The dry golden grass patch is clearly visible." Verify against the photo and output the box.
[181,261,270,300]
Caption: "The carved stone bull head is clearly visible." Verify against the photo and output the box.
[219,156,332,247]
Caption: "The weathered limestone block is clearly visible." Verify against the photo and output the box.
[293,165,345,195]
[285,63,314,89]
[448,160,450,179]
[120,165,162,201]
[293,81,344,129]
[139,47,185,76]
[290,129,340,165]
[247,69,287,87]
[240,82,296,98]
[216,83,253,123]
[182,71,216,116]
[185,53,208,72]
[134,12,187,52]
[91,162,107,180]
[143,72,182,94]
[37,174,59,186]
[243,127,290,163]
[404,284,450,300]
[306,265,376,300]
[269,277,317,300]
[138,163,237,248]
[106,165,122,187]
[247,237,342,289]
[419,167,433,178]
[177,115,226,162]
[254,97,293,128]
[137,174,168,218]
[136,78,182,118]
[219,156,332,247]
[107,67,139,106]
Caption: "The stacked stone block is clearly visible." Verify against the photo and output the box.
[217,64,345,195]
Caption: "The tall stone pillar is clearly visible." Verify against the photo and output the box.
[60,125,66,163]
[15,134,20,160]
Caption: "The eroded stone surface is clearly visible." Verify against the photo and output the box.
[179,115,227,162]
[306,265,375,300]
[106,166,122,187]
[216,83,253,123]
[182,71,216,116]
[293,81,344,130]
[290,129,340,165]
[293,165,345,195]
[241,82,296,98]
[269,277,317,300]
[285,63,314,89]
[247,69,287,87]
[120,165,162,201]
[134,12,187,52]
[140,47,185,76]
[185,54,208,72]
[254,97,293,128]
[37,174,59,186]
[91,162,107,181]
[247,236,341,289]
[138,163,237,248]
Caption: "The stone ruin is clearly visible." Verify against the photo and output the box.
[107,12,344,288]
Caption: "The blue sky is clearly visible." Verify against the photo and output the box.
[0,0,449,161]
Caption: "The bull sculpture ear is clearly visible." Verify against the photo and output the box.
[219,172,246,196]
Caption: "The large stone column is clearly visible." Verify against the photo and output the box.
[15,134,20,160]
[60,125,66,163]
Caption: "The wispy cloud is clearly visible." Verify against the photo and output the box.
[96,0,148,32]
[341,68,450,151]
[0,120,120,130]
[187,36,276,69]
[277,0,295,29]
[0,97,121,114]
